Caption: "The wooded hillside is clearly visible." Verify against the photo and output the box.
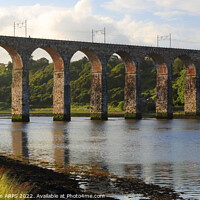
[0,56,185,111]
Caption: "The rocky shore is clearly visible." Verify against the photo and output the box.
[0,155,184,200]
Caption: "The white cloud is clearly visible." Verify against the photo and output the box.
[74,0,92,18]
[0,0,129,62]
[0,0,200,63]
[0,0,121,41]
[0,0,197,45]
[116,15,175,46]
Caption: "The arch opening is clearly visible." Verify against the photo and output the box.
[0,44,23,70]
[70,51,91,110]
[29,48,54,110]
[30,47,69,121]
[106,53,125,114]
[0,46,14,112]
[140,56,156,114]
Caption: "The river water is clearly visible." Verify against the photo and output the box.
[0,116,200,199]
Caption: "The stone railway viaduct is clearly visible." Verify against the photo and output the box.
[0,35,200,122]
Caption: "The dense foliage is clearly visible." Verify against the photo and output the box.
[0,56,185,111]
[0,64,12,108]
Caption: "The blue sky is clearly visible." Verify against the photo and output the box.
[0,0,78,7]
[0,0,200,51]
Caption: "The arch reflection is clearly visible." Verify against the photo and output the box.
[89,120,108,171]
[11,122,29,161]
[53,122,70,168]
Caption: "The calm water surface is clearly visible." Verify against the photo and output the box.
[0,116,200,199]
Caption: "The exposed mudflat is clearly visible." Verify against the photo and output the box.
[0,155,185,200]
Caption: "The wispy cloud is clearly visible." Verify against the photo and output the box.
[154,0,200,15]
[104,0,200,16]
[103,0,153,11]
[154,10,184,20]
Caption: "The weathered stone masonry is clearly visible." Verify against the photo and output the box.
[184,63,200,115]
[124,71,141,119]
[12,67,30,122]
[0,36,200,121]
[156,63,173,119]
[53,58,71,121]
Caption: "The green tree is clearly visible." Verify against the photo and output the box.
[173,69,185,105]
[0,55,188,110]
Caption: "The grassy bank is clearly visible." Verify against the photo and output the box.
[0,168,32,200]
[0,106,125,117]
[0,155,98,200]
[0,105,198,119]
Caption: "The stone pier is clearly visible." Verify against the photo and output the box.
[53,56,71,121]
[156,63,173,119]
[12,62,30,122]
[90,54,108,120]
[90,72,104,119]
[185,63,200,116]
[124,60,141,119]
[124,72,141,119]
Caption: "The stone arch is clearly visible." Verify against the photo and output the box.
[173,54,198,115]
[0,44,23,69]
[30,47,70,121]
[147,53,168,75]
[106,51,141,119]
[177,54,196,75]
[70,49,106,120]
[0,44,24,122]
[80,49,102,72]
[116,51,136,73]
[143,52,172,118]
[31,47,64,71]
[0,44,29,122]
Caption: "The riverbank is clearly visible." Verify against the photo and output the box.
[0,155,184,200]
[1,109,200,119]
[0,155,113,200]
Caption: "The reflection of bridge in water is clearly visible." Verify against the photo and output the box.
[11,122,70,168]
[9,119,200,198]
[1,35,200,121]
[12,123,29,161]
[53,122,69,167]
